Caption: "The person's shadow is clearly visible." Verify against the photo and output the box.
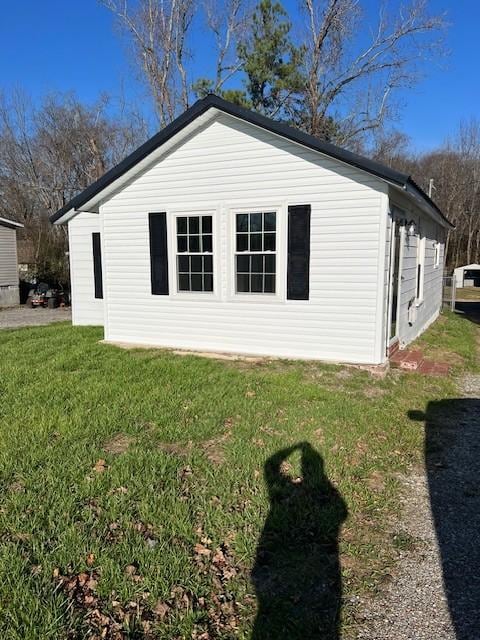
[251,442,347,639]
[409,397,480,639]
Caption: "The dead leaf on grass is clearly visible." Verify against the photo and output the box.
[86,553,95,567]
[92,459,108,473]
[154,600,171,620]
[124,564,137,576]
[194,542,212,557]
[280,460,293,476]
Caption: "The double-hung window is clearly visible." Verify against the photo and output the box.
[176,215,213,292]
[235,211,276,294]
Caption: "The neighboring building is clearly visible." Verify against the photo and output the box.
[454,263,480,289]
[51,95,453,365]
[0,217,24,306]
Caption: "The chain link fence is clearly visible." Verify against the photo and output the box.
[442,275,456,311]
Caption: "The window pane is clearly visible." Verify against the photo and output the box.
[189,235,200,253]
[237,234,248,252]
[204,274,213,292]
[201,216,212,233]
[237,255,250,273]
[251,254,264,273]
[250,233,262,251]
[177,236,188,253]
[264,233,276,251]
[178,255,189,273]
[179,274,190,291]
[236,214,248,232]
[264,212,276,231]
[264,274,275,293]
[189,217,200,234]
[265,254,275,273]
[204,255,213,273]
[251,274,263,293]
[191,274,203,291]
[202,234,212,253]
[191,255,202,273]
[237,274,249,292]
[250,212,262,232]
[177,217,187,234]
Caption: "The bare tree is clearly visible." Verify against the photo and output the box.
[0,90,147,285]
[299,0,446,145]
[101,0,194,126]
[200,0,252,94]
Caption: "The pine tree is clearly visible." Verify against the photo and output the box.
[238,0,304,118]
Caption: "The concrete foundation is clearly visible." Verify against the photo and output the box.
[0,285,20,307]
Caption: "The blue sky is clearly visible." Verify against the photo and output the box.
[0,0,478,151]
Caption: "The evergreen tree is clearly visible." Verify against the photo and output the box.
[238,0,304,118]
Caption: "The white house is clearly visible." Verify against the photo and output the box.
[454,263,480,289]
[51,95,452,365]
[0,217,24,306]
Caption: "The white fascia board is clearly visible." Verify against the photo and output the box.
[0,217,24,229]
[52,208,78,225]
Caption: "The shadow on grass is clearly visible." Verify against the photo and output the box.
[455,301,480,325]
[251,442,347,639]
[409,397,480,639]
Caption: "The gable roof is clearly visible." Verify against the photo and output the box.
[0,217,24,230]
[50,94,453,228]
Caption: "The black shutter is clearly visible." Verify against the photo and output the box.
[92,232,103,299]
[149,212,169,295]
[287,205,311,300]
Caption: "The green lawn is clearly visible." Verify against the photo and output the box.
[0,314,476,639]
[456,286,480,301]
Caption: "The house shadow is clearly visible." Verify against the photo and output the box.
[251,442,347,640]
[409,397,480,639]
[454,301,480,325]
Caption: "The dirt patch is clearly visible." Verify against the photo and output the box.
[103,434,134,455]
[199,417,236,466]
[158,418,236,466]
[158,441,192,457]
[365,471,386,492]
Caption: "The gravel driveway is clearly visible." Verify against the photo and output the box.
[356,314,480,638]
[0,305,71,329]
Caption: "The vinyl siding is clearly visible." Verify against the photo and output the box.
[0,225,19,286]
[98,114,387,363]
[68,213,104,325]
[388,190,445,346]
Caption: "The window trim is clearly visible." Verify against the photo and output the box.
[415,234,426,304]
[434,240,441,269]
[227,203,286,303]
[167,208,220,300]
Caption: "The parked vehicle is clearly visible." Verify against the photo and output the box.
[26,282,65,309]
